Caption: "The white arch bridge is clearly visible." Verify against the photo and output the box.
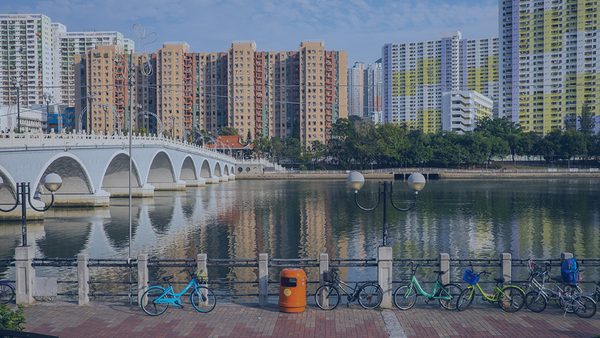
[0,132,267,219]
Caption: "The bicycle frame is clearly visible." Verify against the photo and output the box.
[332,278,360,300]
[407,276,448,299]
[155,279,200,306]
[466,282,504,302]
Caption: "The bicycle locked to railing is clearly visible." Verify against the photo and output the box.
[456,262,525,313]
[393,261,462,310]
[0,281,15,304]
[140,268,216,316]
[314,267,383,310]
[524,259,596,318]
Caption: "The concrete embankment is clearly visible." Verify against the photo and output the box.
[238,171,600,180]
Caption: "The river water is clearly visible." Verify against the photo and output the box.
[1,178,599,289]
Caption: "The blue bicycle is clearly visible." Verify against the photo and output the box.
[140,268,216,316]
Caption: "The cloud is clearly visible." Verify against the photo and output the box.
[2,0,499,63]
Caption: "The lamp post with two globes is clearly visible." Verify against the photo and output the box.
[346,172,426,247]
[0,174,63,246]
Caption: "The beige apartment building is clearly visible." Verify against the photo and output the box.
[76,41,348,146]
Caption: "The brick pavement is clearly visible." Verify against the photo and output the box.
[17,301,600,338]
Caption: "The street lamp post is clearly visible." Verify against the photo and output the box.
[347,172,426,247]
[0,174,63,246]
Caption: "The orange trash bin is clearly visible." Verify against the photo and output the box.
[278,268,306,313]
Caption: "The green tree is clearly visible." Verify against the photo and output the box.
[218,126,238,136]
[271,137,285,162]
[253,136,272,159]
[309,140,326,169]
[578,104,595,136]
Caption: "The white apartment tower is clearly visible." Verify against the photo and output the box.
[383,31,499,133]
[348,62,365,117]
[0,13,132,119]
[57,30,130,106]
[0,14,54,110]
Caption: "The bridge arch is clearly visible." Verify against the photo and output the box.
[101,152,142,197]
[147,150,185,191]
[0,164,16,202]
[214,162,223,178]
[39,153,94,195]
[147,150,175,183]
[199,160,211,179]
[179,156,197,181]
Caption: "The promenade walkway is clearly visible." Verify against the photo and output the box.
[20,301,600,338]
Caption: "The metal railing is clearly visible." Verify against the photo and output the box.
[3,251,599,307]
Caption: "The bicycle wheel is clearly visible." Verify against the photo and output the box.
[456,286,475,311]
[0,284,15,304]
[498,286,525,313]
[524,290,547,313]
[438,284,462,310]
[358,283,383,309]
[190,286,216,313]
[573,295,597,318]
[393,284,417,310]
[140,286,169,316]
[315,285,340,310]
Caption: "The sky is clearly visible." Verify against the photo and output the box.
[4,0,499,65]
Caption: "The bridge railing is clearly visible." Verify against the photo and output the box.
[0,130,235,162]
[4,247,599,308]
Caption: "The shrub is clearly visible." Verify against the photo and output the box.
[0,303,26,331]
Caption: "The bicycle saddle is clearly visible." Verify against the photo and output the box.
[494,277,505,283]
[434,270,447,275]
[162,275,174,282]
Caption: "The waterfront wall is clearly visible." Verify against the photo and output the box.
[10,247,600,309]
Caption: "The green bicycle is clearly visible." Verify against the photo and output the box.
[457,266,525,313]
[393,261,462,310]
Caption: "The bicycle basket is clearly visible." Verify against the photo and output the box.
[323,270,335,283]
[463,269,480,286]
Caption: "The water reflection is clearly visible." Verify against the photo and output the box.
[0,179,598,284]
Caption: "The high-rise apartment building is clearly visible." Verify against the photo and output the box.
[76,41,347,146]
[348,60,383,119]
[365,60,383,118]
[348,62,365,117]
[0,14,54,109]
[74,45,133,134]
[382,31,499,133]
[56,29,131,106]
[0,13,132,133]
[442,91,494,133]
[500,0,600,134]
[298,41,347,147]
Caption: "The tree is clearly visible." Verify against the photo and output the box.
[579,103,596,136]
[252,136,272,158]
[309,140,326,169]
[218,126,238,136]
[270,137,285,162]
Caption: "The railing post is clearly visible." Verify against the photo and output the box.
[137,254,148,306]
[197,253,208,276]
[439,253,450,285]
[15,246,35,305]
[319,253,329,285]
[378,246,393,308]
[500,253,512,283]
[77,253,89,305]
[258,253,269,307]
